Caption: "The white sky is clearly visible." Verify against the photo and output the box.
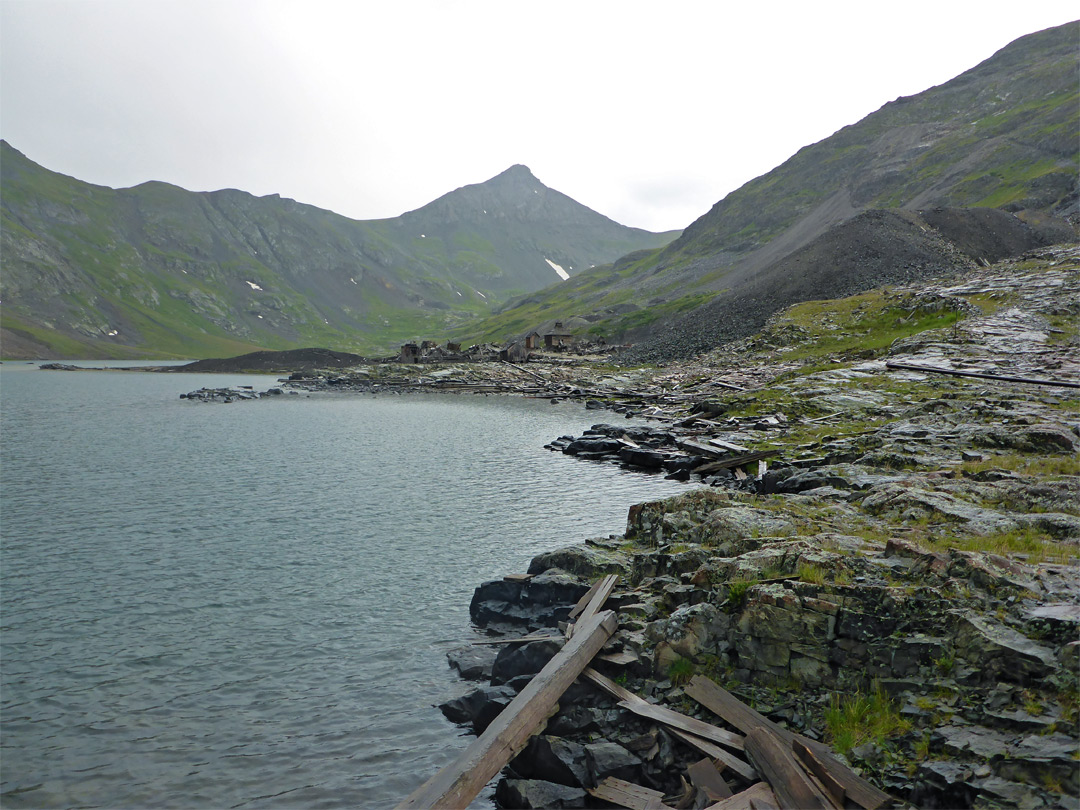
[1,1,1076,233]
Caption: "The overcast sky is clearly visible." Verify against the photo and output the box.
[2,1,1077,233]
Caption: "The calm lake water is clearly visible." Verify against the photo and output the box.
[0,364,690,808]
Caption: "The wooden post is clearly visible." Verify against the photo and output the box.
[395,610,618,809]
[744,727,831,810]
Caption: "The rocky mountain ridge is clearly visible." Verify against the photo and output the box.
[462,21,1078,354]
[0,146,675,359]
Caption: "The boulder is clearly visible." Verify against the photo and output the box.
[513,735,589,787]
[446,644,498,681]
[494,778,588,809]
[585,741,643,786]
[952,610,1057,684]
[696,506,796,551]
[491,638,565,685]
[527,547,629,579]
[438,683,516,732]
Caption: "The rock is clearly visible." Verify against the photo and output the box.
[438,684,516,732]
[491,638,565,685]
[969,776,1049,810]
[934,724,1013,759]
[564,436,623,454]
[696,506,796,550]
[619,447,667,469]
[584,741,643,786]
[527,546,630,579]
[513,735,589,787]
[494,778,588,809]
[546,705,602,737]
[470,578,525,623]
[952,610,1058,683]
[646,602,725,660]
[446,644,498,681]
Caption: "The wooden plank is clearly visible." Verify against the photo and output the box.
[793,740,845,808]
[582,669,756,782]
[470,632,563,645]
[703,781,779,810]
[568,578,603,620]
[587,776,668,810]
[884,361,1080,389]
[582,666,641,703]
[708,438,751,453]
[576,574,619,623]
[621,700,746,753]
[667,729,758,784]
[395,610,618,809]
[689,758,733,801]
[676,438,731,458]
[597,649,640,666]
[684,677,893,810]
[693,450,778,474]
[744,727,831,810]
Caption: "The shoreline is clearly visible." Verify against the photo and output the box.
[430,250,1079,809]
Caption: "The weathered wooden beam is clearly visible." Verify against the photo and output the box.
[619,701,746,753]
[885,361,1080,389]
[684,677,893,810]
[667,729,759,784]
[395,610,618,809]
[744,727,831,810]
[470,632,564,645]
[708,438,751,453]
[588,776,668,810]
[703,780,779,810]
[794,740,846,809]
[689,757,734,801]
[693,450,779,474]
[569,573,618,621]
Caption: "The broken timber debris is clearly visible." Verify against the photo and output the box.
[684,675,893,810]
[885,361,1080,389]
[588,776,668,810]
[419,577,895,810]
[395,609,618,809]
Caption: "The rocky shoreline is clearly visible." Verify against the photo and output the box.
[46,245,1079,808]
[432,247,1078,809]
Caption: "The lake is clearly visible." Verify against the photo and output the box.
[0,363,690,808]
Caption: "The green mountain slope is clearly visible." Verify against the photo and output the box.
[462,21,1078,351]
[0,147,676,359]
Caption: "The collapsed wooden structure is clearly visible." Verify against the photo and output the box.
[396,576,894,810]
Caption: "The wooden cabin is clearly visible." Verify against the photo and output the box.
[544,322,574,349]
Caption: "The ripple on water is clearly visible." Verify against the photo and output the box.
[1,374,691,808]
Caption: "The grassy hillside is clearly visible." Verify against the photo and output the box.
[459,21,1078,351]
[0,149,675,359]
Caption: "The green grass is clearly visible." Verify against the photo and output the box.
[771,290,966,362]
[927,527,1075,565]
[825,682,911,757]
[668,657,695,686]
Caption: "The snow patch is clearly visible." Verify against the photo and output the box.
[456,290,462,297]
[545,258,570,281]
[476,290,487,299]
[257,315,263,319]
[245,280,263,291]
[106,329,119,336]
[420,234,426,238]
[350,277,358,285]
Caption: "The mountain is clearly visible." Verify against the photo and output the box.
[463,21,1078,354]
[0,147,676,359]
